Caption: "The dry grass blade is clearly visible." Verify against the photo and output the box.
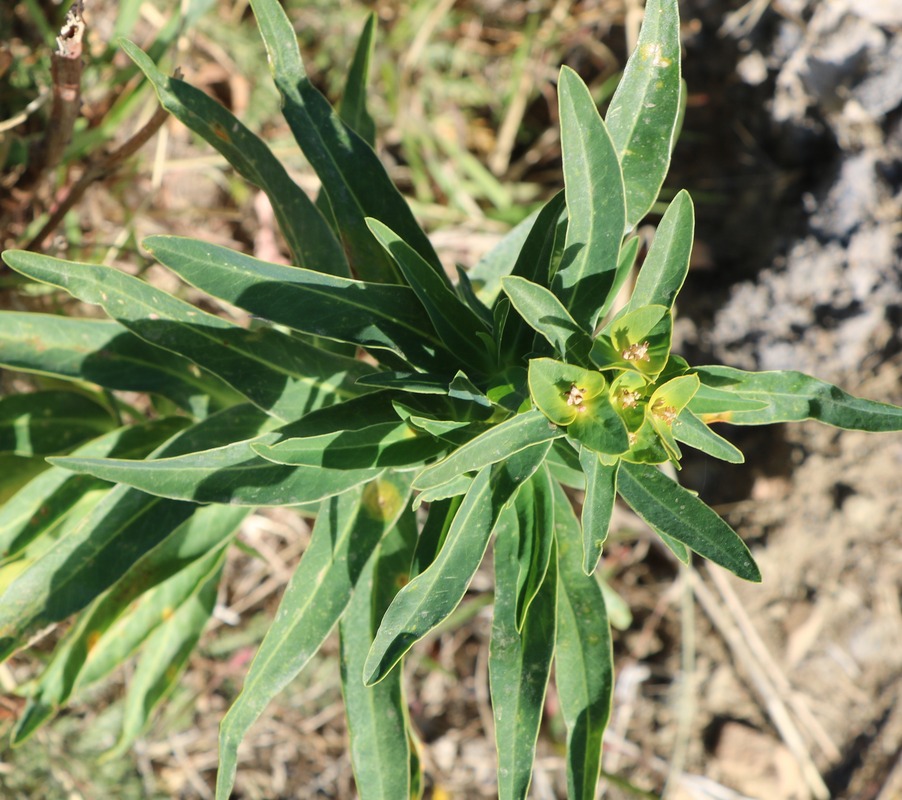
[704,564,841,763]
[690,570,831,800]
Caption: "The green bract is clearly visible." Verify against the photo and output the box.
[1,1,901,798]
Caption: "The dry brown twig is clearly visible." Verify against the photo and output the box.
[25,0,86,184]
[25,98,170,251]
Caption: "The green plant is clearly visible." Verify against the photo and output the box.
[1,0,901,797]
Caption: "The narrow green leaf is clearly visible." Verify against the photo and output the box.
[0,391,115,456]
[454,265,494,328]
[410,497,460,578]
[695,366,902,430]
[367,218,489,368]
[412,410,562,492]
[674,410,744,464]
[448,372,492,408]
[248,0,441,282]
[216,475,411,800]
[627,190,694,312]
[87,508,243,683]
[121,40,348,275]
[144,235,449,372]
[655,529,690,564]
[11,502,247,744]
[364,445,549,685]
[53,440,382,507]
[596,235,641,323]
[546,440,586,490]
[507,191,567,289]
[109,551,225,756]
[253,420,446,469]
[1,250,372,422]
[467,204,545,306]
[578,450,619,574]
[512,467,555,630]
[0,489,196,660]
[339,508,417,800]
[0,417,188,559]
[410,474,473,511]
[605,0,682,227]
[686,382,770,416]
[0,406,265,661]
[552,480,613,800]
[355,373,448,394]
[553,68,626,330]
[618,462,761,581]
[501,275,593,361]
[337,13,378,146]
[0,312,241,416]
[490,505,556,800]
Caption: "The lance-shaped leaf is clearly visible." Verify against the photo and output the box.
[0,417,188,559]
[121,40,347,276]
[1,250,372,422]
[578,450,619,574]
[552,68,626,331]
[76,520,239,693]
[337,13,377,146]
[53,439,382,507]
[0,312,241,416]
[355,372,449,394]
[674,410,744,464]
[0,405,266,661]
[248,0,441,282]
[501,275,592,362]
[467,203,545,306]
[497,193,568,362]
[0,488,197,661]
[448,372,493,408]
[364,444,550,685]
[490,504,556,800]
[454,265,494,328]
[216,475,411,800]
[596,235,641,323]
[144,235,448,372]
[694,366,902,430]
[109,551,225,757]
[339,507,418,800]
[11,502,247,743]
[253,420,446,470]
[552,480,613,800]
[0,391,115,457]
[627,190,694,312]
[412,410,562,492]
[686,381,770,417]
[410,497,460,578]
[605,0,682,227]
[618,462,761,581]
[367,218,488,368]
[411,474,473,511]
[546,440,586,490]
[512,467,555,631]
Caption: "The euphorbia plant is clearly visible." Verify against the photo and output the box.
[2,0,901,797]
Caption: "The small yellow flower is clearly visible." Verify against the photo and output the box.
[621,340,651,362]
